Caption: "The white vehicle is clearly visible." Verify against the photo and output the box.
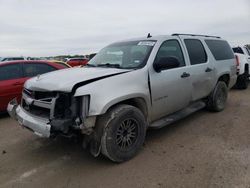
[232,46,250,89]
[8,34,237,162]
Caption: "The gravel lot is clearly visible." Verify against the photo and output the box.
[0,88,250,188]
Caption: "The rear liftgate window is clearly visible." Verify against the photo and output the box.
[205,40,235,60]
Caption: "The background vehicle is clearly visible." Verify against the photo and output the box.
[66,58,88,67]
[0,60,67,112]
[0,57,26,62]
[232,46,250,89]
[8,34,237,162]
[50,60,72,68]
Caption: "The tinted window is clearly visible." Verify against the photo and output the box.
[244,47,250,56]
[0,64,22,81]
[205,40,235,60]
[232,47,244,54]
[155,40,185,67]
[23,63,56,77]
[184,39,207,65]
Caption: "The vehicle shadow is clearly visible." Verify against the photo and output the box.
[22,109,207,166]
[145,109,206,143]
[0,112,9,119]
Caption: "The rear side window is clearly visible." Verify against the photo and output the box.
[23,63,56,77]
[0,64,22,81]
[184,39,207,65]
[232,47,244,54]
[205,40,235,60]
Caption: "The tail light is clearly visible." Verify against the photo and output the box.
[235,54,240,67]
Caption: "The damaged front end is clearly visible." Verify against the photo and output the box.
[7,88,93,138]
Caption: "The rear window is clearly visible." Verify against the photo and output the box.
[184,39,207,65]
[23,63,56,77]
[232,47,244,54]
[205,40,235,60]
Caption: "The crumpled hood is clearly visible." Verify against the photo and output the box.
[24,67,129,92]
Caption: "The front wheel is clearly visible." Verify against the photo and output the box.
[100,105,146,162]
[206,81,228,112]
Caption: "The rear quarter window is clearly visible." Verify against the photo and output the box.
[205,40,235,60]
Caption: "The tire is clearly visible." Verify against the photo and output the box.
[236,74,248,89]
[207,81,228,112]
[100,105,146,162]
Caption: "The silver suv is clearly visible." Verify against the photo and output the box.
[8,34,237,162]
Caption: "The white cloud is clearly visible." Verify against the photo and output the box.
[0,0,249,56]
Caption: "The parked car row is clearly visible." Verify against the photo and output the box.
[7,33,238,162]
[0,60,67,112]
[232,45,250,89]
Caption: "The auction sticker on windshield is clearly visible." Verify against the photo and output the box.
[138,41,156,46]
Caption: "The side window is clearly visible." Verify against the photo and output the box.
[0,64,22,81]
[232,47,244,54]
[155,40,185,67]
[184,39,207,65]
[23,63,56,77]
[205,40,235,60]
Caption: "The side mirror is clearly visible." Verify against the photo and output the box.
[153,57,180,73]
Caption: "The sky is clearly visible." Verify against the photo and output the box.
[0,0,249,57]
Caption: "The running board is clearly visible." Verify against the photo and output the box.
[149,101,206,129]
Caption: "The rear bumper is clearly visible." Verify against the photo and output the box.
[7,99,51,138]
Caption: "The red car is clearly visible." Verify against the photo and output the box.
[66,58,88,67]
[0,60,67,112]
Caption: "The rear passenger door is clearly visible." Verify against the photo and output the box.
[150,39,192,120]
[182,39,215,101]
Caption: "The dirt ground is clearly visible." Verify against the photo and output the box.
[0,88,250,188]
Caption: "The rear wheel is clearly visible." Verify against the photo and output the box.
[236,73,248,89]
[100,105,146,162]
[207,81,228,112]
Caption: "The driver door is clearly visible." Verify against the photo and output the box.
[150,39,192,121]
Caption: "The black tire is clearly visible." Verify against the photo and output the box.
[207,81,228,112]
[236,74,248,89]
[100,105,146,162]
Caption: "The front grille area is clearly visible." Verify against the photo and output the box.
[23,88,57,100]
[22,88,73,120]
[22,88,57,119]
[22,99,50,119]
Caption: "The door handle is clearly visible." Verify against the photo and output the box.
[205,67,213,72]
[12,82,22,86]
[181,72,190,78]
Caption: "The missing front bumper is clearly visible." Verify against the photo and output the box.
[7,99,51,138]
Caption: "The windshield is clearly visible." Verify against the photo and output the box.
[88,40,156,69]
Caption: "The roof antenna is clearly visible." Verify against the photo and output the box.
[147,33,152,38]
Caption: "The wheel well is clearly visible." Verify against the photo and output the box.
[218,74,230,86]
[110,98,148,120]
[245,64,249,74]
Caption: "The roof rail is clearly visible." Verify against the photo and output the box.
[172,33,221,39]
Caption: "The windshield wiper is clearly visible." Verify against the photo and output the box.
[96,63,121,68]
